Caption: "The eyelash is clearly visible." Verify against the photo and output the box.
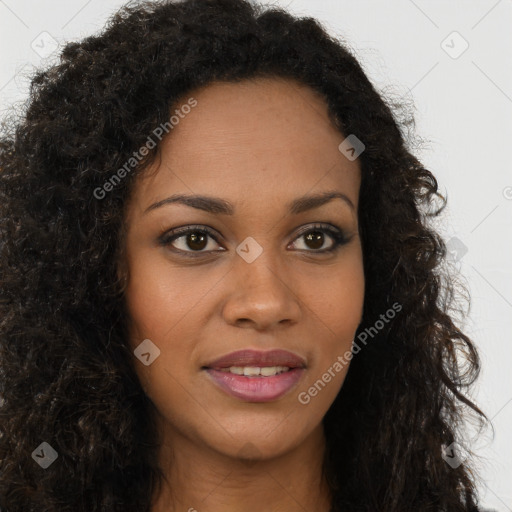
[158,223,350,258]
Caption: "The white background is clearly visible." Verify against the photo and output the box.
[1,0,510,510]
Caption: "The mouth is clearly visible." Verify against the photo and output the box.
[202,349,306,402]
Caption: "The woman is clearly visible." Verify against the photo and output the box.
[0,0,492,510]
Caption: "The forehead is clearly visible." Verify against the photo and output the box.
[129,77,361,213]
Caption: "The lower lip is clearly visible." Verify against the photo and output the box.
[204,368,305,402]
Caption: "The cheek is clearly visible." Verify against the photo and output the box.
[327,269,364,339]
[122,254,202,394]
[123,248,211,341]
[294,249,364,409]
[301,246,365,340]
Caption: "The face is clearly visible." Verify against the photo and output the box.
[121,77,364,462]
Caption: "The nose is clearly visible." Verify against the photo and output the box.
[221,247,302,331]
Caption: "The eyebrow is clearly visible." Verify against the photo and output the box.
[143,190,355,216]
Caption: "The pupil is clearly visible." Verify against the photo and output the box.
[306,231,323,249]
[188,232,207,250]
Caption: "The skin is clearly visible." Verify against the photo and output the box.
[120,77,365,512]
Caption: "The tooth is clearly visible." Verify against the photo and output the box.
[219,366,292,376]
[243,367,261,376]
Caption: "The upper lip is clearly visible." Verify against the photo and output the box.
[204,349,307,369]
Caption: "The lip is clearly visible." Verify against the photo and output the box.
[204,367,306,402]
[202,349,307,403]
[203,349,307,370]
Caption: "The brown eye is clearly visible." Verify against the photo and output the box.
[159,226,223,255]
[291,224,347,253]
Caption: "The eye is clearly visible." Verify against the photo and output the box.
[289,223,349,253]
[159,225,224,256]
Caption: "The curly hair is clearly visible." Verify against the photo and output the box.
[0,0,491,510]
